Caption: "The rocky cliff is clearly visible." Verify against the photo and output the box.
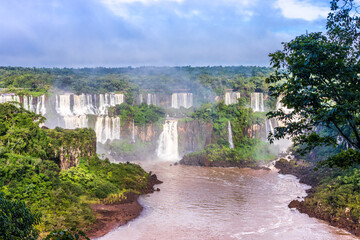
[177,119,214,155]
[46,127,97,170]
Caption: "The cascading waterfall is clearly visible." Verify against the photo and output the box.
[225,92,241,105]
[227,121,234,149]
[64,115,88,129]
[131,119,136,143]
[55,93,124,131]
[23,95,46,115]
[146,93,157,106]
[38,95,46,115]
[56,94,73,116]
[265,119,275,142]
[138,94,143,104]
[171,93,193,109]
[56,93,124,117]
[1,94,46,115]
[95,116,121,144]
[98,93,125,115]
[73,94,97,115]
[157,119,179,160]
[0,93,20,103]
[251,92,264,112]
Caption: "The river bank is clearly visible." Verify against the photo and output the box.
[275,158,360,237]
[99,162,355,240]
[178,151,270,170]
[86,174,162,239]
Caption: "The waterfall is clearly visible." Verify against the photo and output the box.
[56,94,73,116]
[55,93,124,129]
[138,94,143,104]
[157,119,179,160]
[64,115,88,129]
[95,116,121,144]
[251,92,264,112]
[227,121,234,149]
[0,93,20,104]
[225,92,241,105]
[73,94,97,115]
[1,94,46,115]
[265,119,275,142]
[146,93,157,106]
[37,95,46,115]
[131,119,136,143]
[171,93,193,109]
[99,93,125,115]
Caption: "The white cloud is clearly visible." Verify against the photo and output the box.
[100,0,258,19]
[101,0,182,4]
[275,0,328,21]
[100,0,183,19]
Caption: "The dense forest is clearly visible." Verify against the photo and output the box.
[0,104,154,239]
[0,66,272,106]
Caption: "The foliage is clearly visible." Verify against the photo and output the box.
[0,103,150,236]
[0,103,49,159]
[0,66,272,108]
[303,166,360,222]
[192,101,264,147]
[44,228,89,240]
[267,0,360,168]
[108,102,165,125]
[0,192,41,240]
[319,149,360,169]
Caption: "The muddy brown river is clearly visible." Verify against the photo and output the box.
[99,161,357,240]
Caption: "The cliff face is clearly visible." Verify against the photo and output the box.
[97,121,163,161]
[46,127,97,170]
[178,119,214,156]
[120,121,162,143]
[247,123,264,139]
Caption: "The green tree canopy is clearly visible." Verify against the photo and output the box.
[267,0,360,162]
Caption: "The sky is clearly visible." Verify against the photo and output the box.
[0,0,330,67]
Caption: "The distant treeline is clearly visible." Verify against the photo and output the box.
[0,66,272,100]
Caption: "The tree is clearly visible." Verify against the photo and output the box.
[267,0,360,159]
[0,193,90,240]
[0,192,41,240]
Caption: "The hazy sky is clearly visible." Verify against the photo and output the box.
[0,0,329,67]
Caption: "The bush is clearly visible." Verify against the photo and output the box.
[0,192,41,240]
[94,182,118,199]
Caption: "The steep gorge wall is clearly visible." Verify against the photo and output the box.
[178,119,214,155]
[46,127,97,170]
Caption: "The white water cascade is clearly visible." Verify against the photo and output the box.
[146,93,157,106]
[251,92,264,112]
[55,94,74,116]
[95,116,121,144]
[23,95,46,115]
[55,93,124,131]
[157,119,179,160]
[1,94,46,115]
[0,93,20,104]
[171,93,193,109]
[64,115,88,129]
[56,93,124,117]
[138,94,143,104]
[72,94,97,115]
[99,93,124,115]
[224,92,241,105]
[131,119,136,143]
[265,119,275,142]
[227,121,234,149]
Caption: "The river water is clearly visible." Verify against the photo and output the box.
[99,161,357,240]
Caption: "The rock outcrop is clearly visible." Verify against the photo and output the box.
[46,127,97,170]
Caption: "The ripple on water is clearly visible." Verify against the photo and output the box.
[98,162,358,240]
